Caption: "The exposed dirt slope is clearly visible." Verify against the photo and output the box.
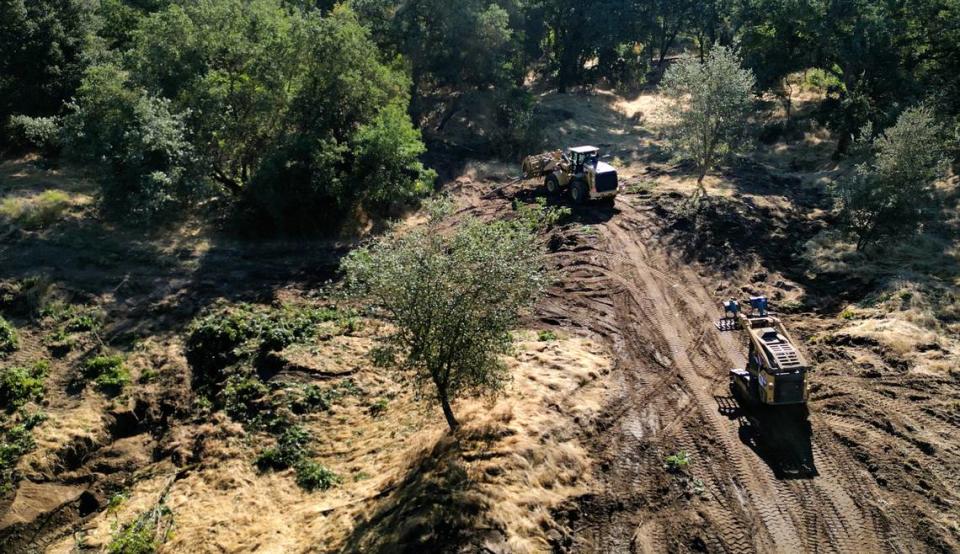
[456,169,959,551]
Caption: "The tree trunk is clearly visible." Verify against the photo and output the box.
[440,394,459,431]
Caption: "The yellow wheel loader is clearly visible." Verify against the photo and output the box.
[522,146,619,204]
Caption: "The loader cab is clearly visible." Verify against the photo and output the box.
[568,146,599,175]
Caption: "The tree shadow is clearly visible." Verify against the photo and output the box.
[340,436,497,554]
[1,212,349,347]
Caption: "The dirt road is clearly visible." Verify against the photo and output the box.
[464,177,959,552]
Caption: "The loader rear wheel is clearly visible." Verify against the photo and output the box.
[545,175,560,195]
[571,182,587,204]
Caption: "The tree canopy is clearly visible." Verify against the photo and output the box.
[660,46,755,194]
[1,0,958,231]
[341,213,548,430]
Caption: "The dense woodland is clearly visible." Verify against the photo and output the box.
[1,0,959,236]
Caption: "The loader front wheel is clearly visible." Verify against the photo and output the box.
[571,182,587,204]
[545,175,560,195]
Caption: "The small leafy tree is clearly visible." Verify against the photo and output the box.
[660,46,755,198]
[341,217,547,430]
[837,105,948,251]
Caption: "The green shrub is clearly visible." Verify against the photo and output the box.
[537,330,558,342]
[369,398,388,417]
[106,503,173,554]
[285,380,363,417]
[108,522,157,554]
[0,424,36,469]
[44,327,76,355]
[185,306,262,390]
[7,115,62,154]
[0,317,19,354]
[223,375,270,422]
[186,304,345,392]
[836,106,948,251]
[295,459,341,491]
[84,355,130,395]
[838,308,857,320]
[803,67,842,93]
[295,384,335,413]
[40,301,102,329]
[63,64,202,223]
[665,451,691,472]
[255,425,312,471]
[39,303,103,354]
[0,415,44,488]
[0,361,49,411]
[341,215,546,431]
[513,198,571,234]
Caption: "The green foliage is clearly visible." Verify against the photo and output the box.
[384,0,525,96]
[0,190,73,230]
[255,425,311,471]
[83,355,131,395]
[492,87,543,157]
[836,105,948,251]
[107,492,128,513]
[245,5,431,233]
[537,330,558,342]
[512,197,571,233]
[665,450,691,472]
[186,303,344,392]
[350,102,436,211]
[106,502,173,554]
[0,0,95,124]
[0,424,35,473]
[0,413,45,489]
[39,302,102,355]
[0,361,49,411]
[63,63,201,223]
[368,398,389,417]
[661,46,755,192]
[838,308,858,320]
[0,317,19,354]
[342,216,547,430]
[292,380,361,414]
[422,195,455,223]
[223,375,271,422]
[295,459,341,491]
[6,115,62,154]
[108,521,157,554]
[803,68,843,93]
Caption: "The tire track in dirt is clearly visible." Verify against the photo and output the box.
[604,217,807,553]
[584,200,887,553]
[463,185,896,551]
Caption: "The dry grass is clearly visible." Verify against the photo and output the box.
[452,332,610,552]
[46,325,610,553]
[18,396,110,481]
[0,157,94,230]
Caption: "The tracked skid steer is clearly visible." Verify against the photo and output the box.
[716,297,809,408]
